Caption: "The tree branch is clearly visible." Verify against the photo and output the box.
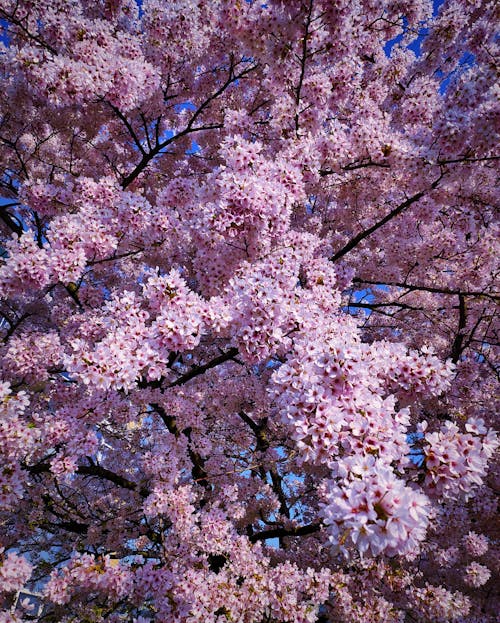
[0,7,58,55]
[26,461,148,496]
[450,294,467,363]
[168,347,239,388]
[106,101,147,156]
[352,278,499,302]
[320,160,390,175]
[330,178,442,263]
[0,202,23,236]
[295,0,314,134]
[121,60,257,188]
[249,522,321,543]
[237,411,269,452]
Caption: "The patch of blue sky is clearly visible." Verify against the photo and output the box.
[432,0,447,15]
[383,16,427,58]
[343,287,376,317]
[407,431,425,467]
[381,0,477,94]
[438,51,476,94]
[186,140,201,155]
[384,0,447,59]
[157,128,174,144]
[384,30,405,58]
[0,197,26,242]
[174,101,197,113]
[305,195,316,215]
[0,18,9,46]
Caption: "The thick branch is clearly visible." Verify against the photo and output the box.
[450,294,467,363]
[150,403,209,489]
[147,348,240,489]
[330,178,442,263]
[0,202,23,236]
[437,154,499,166]
[26,461,147,496]
[107,102,146,155]
[149,403,180,436]
[168,347,239,388]
[352,278,499,302]
[249,522,321,543]
[346,301,422,311]
[78,463,148,496]
[2,311,31,342]
[237,411,269,452]
[320,160,390,175]
[237,411,288,519]
[269,467,290,519]
[40,493,89,535]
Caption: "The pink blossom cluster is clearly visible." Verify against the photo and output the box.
[328,569,407,623]
[463,562,491,588]
[17,8,159,111]
[463,531,489,557]
[0,383,32,460]
[434,546,460,568]
[0,550,32,594]
[141,0,214,73]
[63,270,219,390]
[376,343,455,400]
[269,293,461,559]
[63,290,153,391]
[0,234,55,297]
[133,558,331,623]
[223,250,302,364]
[48,210,118,268]
[1,176,164,297]
[143,269,207,354]
[410,583,471,622]
[271,324,453,471]
[0,463,25,511]
[47,425,98,481]
[19,180,75,218]
[143,484,196,540]
[198,135,304,256]
[127,486,334,621]
[45,553,132,605]
[422,418,498,498]
[3,330,62,383]
[0,224,100,295]
[321,456,430,557]
[0,383,35,509]
[131,517,331,623]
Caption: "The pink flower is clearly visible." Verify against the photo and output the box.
[0,551,32,594]
[463,562,491,588]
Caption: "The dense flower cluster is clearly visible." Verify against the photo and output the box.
[0,550,32,595]
[271,326,453,472]
[321,457,429,557]
[463,562,491,589]
[45,553,133,605]
[463,531,489,557]
[0,383,34,509]
[422,418,498,498]
[410,584,471,623]
[0,0,497,621]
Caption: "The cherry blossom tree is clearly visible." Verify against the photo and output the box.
[0,0,498,621]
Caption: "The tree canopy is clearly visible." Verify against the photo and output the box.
[0,0,498,621]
